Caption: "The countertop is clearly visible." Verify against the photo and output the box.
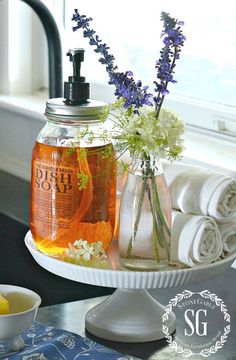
[36,267,236,360]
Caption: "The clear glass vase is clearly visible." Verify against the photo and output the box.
[119,156,172,270]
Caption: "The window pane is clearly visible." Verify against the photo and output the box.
[64,0,236,110]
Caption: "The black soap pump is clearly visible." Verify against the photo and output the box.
[45,47,106,119]
[64,48,90,105]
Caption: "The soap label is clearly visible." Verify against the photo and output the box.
[34,163,73,194]
[31,162,76,232]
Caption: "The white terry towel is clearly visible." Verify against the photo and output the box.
[171,211,222,267]
[164,162,236,220]
[217,218,236,256]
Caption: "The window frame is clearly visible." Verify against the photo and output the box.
[0,0,236,140]
[62,3,236,139]
[91,82,236,140]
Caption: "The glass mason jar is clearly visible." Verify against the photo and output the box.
[119,156,172,270]
[30,99,116,256]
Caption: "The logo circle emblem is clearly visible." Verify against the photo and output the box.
[162,290,231,357]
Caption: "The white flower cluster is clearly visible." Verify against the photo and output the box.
[61,239,109,268]
[123,107,185,160]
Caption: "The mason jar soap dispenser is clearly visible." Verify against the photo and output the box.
[30,49,116,256]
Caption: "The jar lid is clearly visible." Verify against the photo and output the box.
[45,98,106,120]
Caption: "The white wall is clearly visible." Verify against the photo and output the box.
[0,97,45,180]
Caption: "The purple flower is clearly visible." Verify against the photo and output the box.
[71,9,152,112]
[71,9,185,118]
[83,29,96,38]
[109,72,153,112]
[154,12,186,114]
[72,12,92,31]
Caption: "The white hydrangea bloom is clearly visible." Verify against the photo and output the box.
[61,239,109,268]
[121,107,184,159]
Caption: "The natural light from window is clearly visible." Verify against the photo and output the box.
[63,0,236,111]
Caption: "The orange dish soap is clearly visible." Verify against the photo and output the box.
[0,294,9,315]
[30,49,116,256]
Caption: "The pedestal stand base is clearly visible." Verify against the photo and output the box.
[85,289,175,342]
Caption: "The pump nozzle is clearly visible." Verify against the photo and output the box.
[64,48,90,105]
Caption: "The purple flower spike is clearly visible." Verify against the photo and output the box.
[154,12,186,115]
[71,9,185,118]
[71,9,152,112]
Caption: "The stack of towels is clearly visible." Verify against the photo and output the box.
[164,162,236,267]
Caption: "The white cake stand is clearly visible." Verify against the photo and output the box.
[25,231,236,343]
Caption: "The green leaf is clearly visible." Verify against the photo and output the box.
[64,147,76,157]
[77,171,89,190]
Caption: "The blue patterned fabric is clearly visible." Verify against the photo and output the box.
[0,321,137,360]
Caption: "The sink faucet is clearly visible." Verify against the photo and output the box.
[21,0,63,98]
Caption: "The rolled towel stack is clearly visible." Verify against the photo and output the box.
[171,211,222,267]
[164,162,236,266]
[217,218,236,257]
[164,162,236,219]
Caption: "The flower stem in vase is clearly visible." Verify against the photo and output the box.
[151,179,171,261]
[151,176,171,237]
[125,176,147,258]
[146,182,160,262]
[119,157,172,270]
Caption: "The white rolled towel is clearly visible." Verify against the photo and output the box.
[171,211,222,267]
[164,162,236,220]
[217,218,236,256]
